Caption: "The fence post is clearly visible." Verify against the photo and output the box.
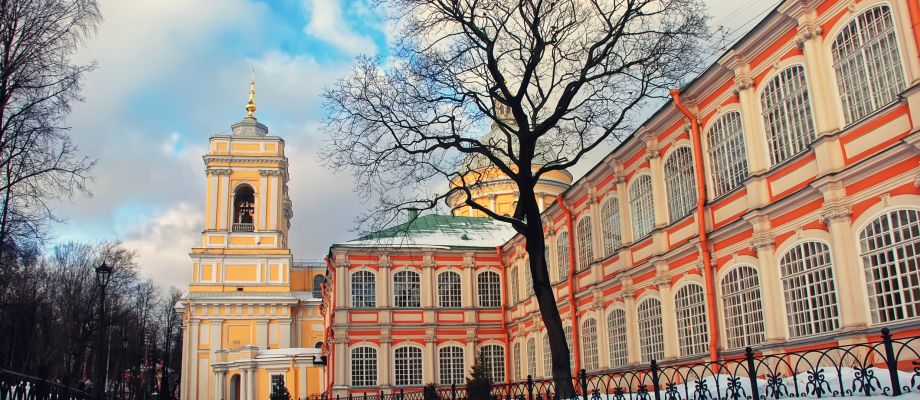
[381,390,385,400]
[452,383,457,400]
[745,347,760,400]
[527,375,534,400]
[365,392,369,400]
[882,328,903,396]
[651,360,661,400]
[400,388,405,400]
[579,369,588,400]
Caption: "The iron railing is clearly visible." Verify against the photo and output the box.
[335,328,920,400]
[0,369,101,400]
[231,223,254,232]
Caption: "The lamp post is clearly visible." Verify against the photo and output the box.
[94,261,113,397]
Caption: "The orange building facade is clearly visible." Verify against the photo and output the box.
[323,0,920,395]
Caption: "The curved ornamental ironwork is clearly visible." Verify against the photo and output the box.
[331,328,920,400]
[0,369,101,400]
[496,328,920,400]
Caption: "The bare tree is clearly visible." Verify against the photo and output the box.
[323,0,707,393]
[0,0,100,256]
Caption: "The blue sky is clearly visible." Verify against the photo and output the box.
[50,0,777,290]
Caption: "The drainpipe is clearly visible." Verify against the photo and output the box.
[908,0,920,61]
[671,89,720,362]
[324,255,337,396]
[495,247,512,383]
[556,197,581,375]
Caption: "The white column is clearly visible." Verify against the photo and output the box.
[188,320,200,400]
[731,84,766,177]
[215,371,225,400]
[656,276,679,361]
[622,289,641,365]
[616,178,633,245]
[647,152,668,228]
[423,336,436,384]
[180,320,191,400]
[299,365,308,398]
[240,369,248,400]
[797,18,841,135]
[380,339,393,387]
[249,368,257,400]
[816,179,868,329]
[752,238,787,343]
[592,304,609,370]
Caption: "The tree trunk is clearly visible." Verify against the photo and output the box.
[516,182,575,398]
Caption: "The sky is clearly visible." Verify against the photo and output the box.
[50,0,780,291]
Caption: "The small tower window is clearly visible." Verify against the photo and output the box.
[233,185,255,231]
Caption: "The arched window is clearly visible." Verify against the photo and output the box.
[860,209,920,324]
[761,65,815,165]
[509,266,519,305]
[832,5,905,124]
[721,265,765,349]
[665,147,697,222]
[542,334,551,378]
[563,325,574,365]
[478,271,502,308]
[524,259,534,297]
[232,184,255,231]
[394,346,423,386]
[601,197,622,257]
[312,275,325,298]
[674,283,709,357]
[576,216,594,270]
[351,271,376,308]
[394,270,421,308]
[438,271,462,308]
[480,344,505,383]
[630,175,656,239]
[512,342,522,381]
[526,338,536,378]
[780,241,840,337]
[707,112,749,197]
[637,297,664,363]
[439,346,465,385]
[607,308,628,367]
[580,318,599,371]
[351,347,377,387]
[556,232,570,281]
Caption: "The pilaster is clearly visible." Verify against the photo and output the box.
[745,211,786,343]
[814,177,868,329]
[621,281,641,365]
[654,263,678,360]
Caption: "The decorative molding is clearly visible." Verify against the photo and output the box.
[259,169,282,176]
[208,168,232,176]
[795,21,823,48]
[378,253,392,268]
[733,73,754,94]
[750,232,775,251]
[819,198,852,225]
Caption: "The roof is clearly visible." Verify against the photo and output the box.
[338,214,516,250]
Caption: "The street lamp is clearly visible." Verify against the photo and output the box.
[94,261,112,397]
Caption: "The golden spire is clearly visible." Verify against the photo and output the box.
[245,68,256,118]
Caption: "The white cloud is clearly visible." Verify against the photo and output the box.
[122,203,202,290]
[303,0,377,55]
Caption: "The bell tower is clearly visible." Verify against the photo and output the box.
[189,78,294,292]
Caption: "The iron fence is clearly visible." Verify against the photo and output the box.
[336,328,920,400]
[0,369,101,400]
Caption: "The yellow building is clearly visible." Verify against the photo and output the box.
[177,82,326,400]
